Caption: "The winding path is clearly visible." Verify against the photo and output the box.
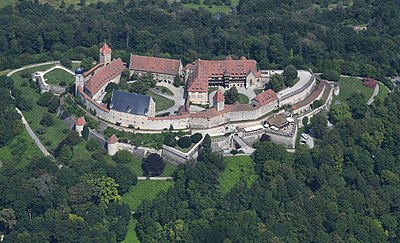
[7,61,59,77]
[137,176,173,181]
[15,108,52,157]
[367,83,380,105]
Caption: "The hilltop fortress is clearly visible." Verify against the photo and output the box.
[74,44,335,147]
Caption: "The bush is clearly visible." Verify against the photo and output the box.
[311,100,323,109]
[363,77,377,89]
[29,81,37,89]
[92,149,106,161]
[230,149,239,155]
[36,127,46,135]
[302,116,309,126]
[113,150,134,164]
[190,133,203,143]
[37,92,54,107]
[40,114,53,127]
[59,80,67,86]
[20,71,31,79]
[45,141,52,146]
[21,80,28,87]
[16,97,32,111]
[142,153,165,176]
[321,70,340,82]
[66,131,81,145]
[11,88,22,98]
[62,128,70,134]
[177,136,192,148]
[86,140,102,152]
[163,133,177,147]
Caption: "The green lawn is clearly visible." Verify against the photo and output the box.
[182,0,238,14]
[155,86,174,96]
[121,180,174,243]
[161,163,177,177]
[254,89,264,95]
[219,156,258,194]
[375,83,390,101]
[238,93,249,104]
[0,130,43,168]
[44,68,74,86]
[11,65,68,154]
[335,77,374,104]
[146,91,175,112]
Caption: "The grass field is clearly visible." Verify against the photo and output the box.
[219,156,258,194]
[0,130,43,168]
[376,83,390,101]
[335,77,374,104]
[121,180,174,243]
[44,68,74,86]
[254,89,264,95]
[147,91,175,112]
[11,65,68,153]
[182,0,239,14]
[238,93,249,104]
[155,86,174,96]
[0,0,118,9]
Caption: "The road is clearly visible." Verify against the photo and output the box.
[15,108,52,157]
[367,83,380,105]
[137,176,173,181]
[7,61,59,77]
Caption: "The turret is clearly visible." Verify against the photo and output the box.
[75,117,86,137]
[213,88,225,112]
[74,66,85,96]
[99,43,112,65]
[107,134,119,156]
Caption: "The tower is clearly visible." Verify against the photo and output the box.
[99,43,112,65]
[74,66,85,96]
[213,88,225,112]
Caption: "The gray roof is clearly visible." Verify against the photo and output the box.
[110,90,151,116]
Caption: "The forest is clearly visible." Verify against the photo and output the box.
[1,0,400,242]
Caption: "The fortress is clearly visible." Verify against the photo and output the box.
[73,43,335,150]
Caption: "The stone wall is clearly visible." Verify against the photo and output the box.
[161,138,204,165]
[279,74,316,107]
[107,141,161,158]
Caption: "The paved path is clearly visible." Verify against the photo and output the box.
[137,176,173,181]
[15,108,52,157]
[7,61,59,77]
[232,135,255,154]
[152,84,185,115]
[367,83,380,105]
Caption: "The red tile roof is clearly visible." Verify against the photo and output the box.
[187,57,261,92]
[252,89,277,106]
[108,134,118,144]
[100,43,111,54]
[75,117,86,126]
[190,103,256,119]
[129,54,181,75]
[84,63,104,77]
[291,81,326,110]
[213,89,224,103]
[85,58,125,96]
[77,85,109,112]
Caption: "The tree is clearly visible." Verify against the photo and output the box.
[0,76,14,90]
[311,112,328,139]
[329,104,351,124]
[66,131,80,145]
[322,70,340,81]
[163,133,177,147]
[269,74,284,92]
[200,134,212,161]
[60,58,72,69]
[142,153,165,176]
[58,144,73,164]
[190,133,203,143]
[173,75,181,87]
[177,136,192,148]
[224,87,239,104]
[112,150,133,164]
[37,92,54,107]
[260,134,271,142]
[82,126,89,140]
[108,164,138,194]
[40,113,53,127]
[86,139,102,151]
[0,208,17,230]
[302,116,309,126]
[283,65,298,87]
[311,100,323,109]
[88,176,121,204]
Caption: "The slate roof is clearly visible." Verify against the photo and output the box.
[129,54,181,75]
[110,90,151,116]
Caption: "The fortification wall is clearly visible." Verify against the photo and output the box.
[211,136,232,152]
[161,138,203,165]
[279,75,316,107]
[107,141,161,158]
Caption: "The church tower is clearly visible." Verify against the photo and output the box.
[74,66,85,96]
[99,43,112,65]
[213,88,225,112]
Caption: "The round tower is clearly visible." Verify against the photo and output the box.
[107,134,119,156]
[75,117,86,137]
[74,66,85,96]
